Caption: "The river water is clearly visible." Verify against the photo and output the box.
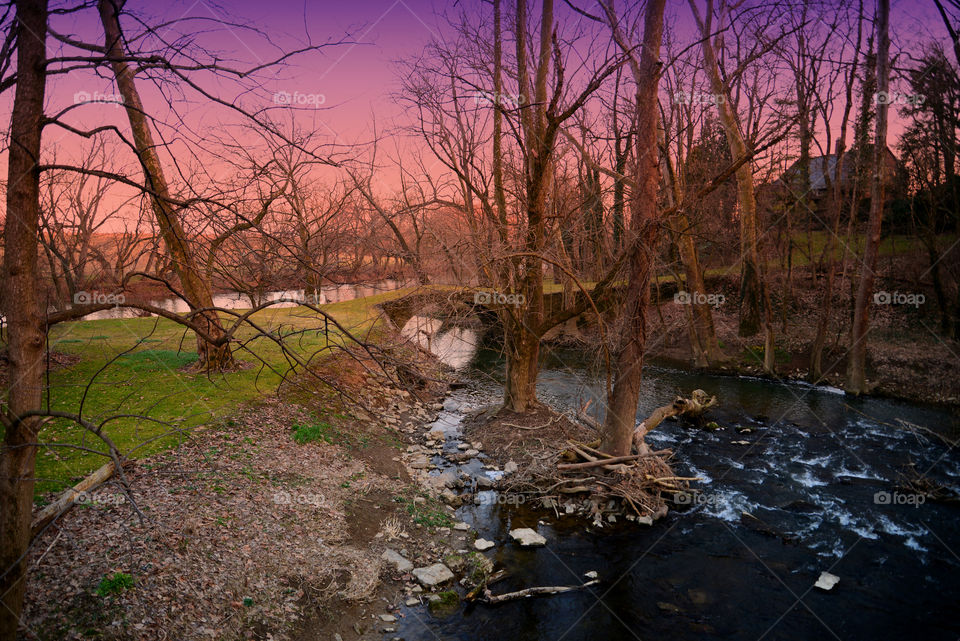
[394,346,960,641]
[79,279,411,320]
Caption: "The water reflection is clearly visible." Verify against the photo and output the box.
[71,280,411,320]
[401,315,479,370]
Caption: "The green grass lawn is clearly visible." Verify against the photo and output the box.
[7,288,412,497]
[776,230,947,269]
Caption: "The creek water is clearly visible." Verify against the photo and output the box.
[394,346,960,641]
[78,279,411,320]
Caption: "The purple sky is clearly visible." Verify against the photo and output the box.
[1,0,956,228]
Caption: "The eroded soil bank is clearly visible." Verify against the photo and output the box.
[23,353,480,641]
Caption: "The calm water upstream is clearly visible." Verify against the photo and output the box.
[78,279,412,320]
[394,347,960,641]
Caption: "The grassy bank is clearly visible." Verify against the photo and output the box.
[10,289,411,496]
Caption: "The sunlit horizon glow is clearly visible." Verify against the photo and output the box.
[0,0,953,232]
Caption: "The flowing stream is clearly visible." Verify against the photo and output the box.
[394,344,960,641]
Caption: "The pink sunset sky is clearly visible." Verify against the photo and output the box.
[1,0,956,230]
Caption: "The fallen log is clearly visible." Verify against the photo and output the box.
[482,579,599,604]
[633,389,716,454]
[558,485,595,493]
[557,450,671,471]
[465,569,509,601]
[570,441,613,459]
[31,460,123,538]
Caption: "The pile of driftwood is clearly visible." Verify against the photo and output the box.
[508,390,717,524]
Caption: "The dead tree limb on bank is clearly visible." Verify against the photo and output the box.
[30,459,127,537]
[632,389,716,454]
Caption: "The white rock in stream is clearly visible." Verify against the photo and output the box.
[509,528,547,547]
[381,549,413,573]
[474,538,495,551]
[409,455,432,470]
[453,522,471,531]
[412,563,454,587]
[814,571,840,591]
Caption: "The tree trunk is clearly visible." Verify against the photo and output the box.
[1,1,48,637]
[660,133,722,366]
[501,0,552,412]
[612,137,628,254]
[846,0,890,394]
[811,12,863,381]
[689,0,770,346]
[98,0,233,370]
[811,144,849,380]
[503,318,540,412]
[599,0,667,456]
[677,212,723,365]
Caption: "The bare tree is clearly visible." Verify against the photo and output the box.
[1,1,49,635]
[1,2,351,632]
[689,0,776,372]
[847,0,891,393]
[808,1,864,380]
[597,0,668,456]
[399,0,624,412]
[38,141,139,306]
[97,0,239,371]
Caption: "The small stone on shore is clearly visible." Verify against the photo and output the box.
[474,538,495,551]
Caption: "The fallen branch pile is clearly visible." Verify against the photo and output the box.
[501,390,715,525]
